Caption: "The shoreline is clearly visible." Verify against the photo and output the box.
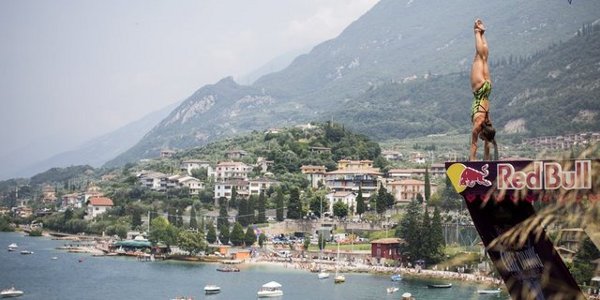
[18,230,502,288]
[248,258,503,287]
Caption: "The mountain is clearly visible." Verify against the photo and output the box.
[332,25,600,140]
[106,0,600,167]
[237,45,313,86]
[7,102,178,179]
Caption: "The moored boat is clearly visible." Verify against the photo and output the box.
[427,283,452,288]
[477,288,501,294]
[257,281,283,298]
[204,284,221,294]
[19,250,33,255]
[317,271,329,279]
[390,274,402,281]
[0,286,24,298]
[386,287,399,293]
[7,243,18,252]
[216,265,240,272]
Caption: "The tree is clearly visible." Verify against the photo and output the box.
[245,226,256,246]
[229,186,238,209]
[191,167,208,181]
[218,224,230,245]
[416,193,424,204]
[376,186,387,214]
[206,222,217,244]
[131,209,143,229]
[303,236,310,250]
[571,237,600,285]
[395,199,422,262]
[385,189,395,208]
[217,197,229,229]
[167,207,177,225]
[420,208,432,260]
[247,195,256,225]
[287,188,302,219]
[257,191,266,224]
[318,233,326,250]
[238,198,249,227]
[63,208,73,226]
[275,189,285,221]
[356,187,366,217]
[333,201,349,219]
[176,208,184,228]
[177,230,206,256]
[429,206,445,262]
[0,215,14,232]
[424,167,431,203]
[258,233,267,248]
[229,222,245,246]
[309,195,329,218]
[149,216,178,247]
[189,205,198,229]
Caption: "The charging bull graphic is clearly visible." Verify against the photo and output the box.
[446,163,492,193]
[459,164,492,188]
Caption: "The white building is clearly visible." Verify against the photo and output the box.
[214,161,253,181]
[386,179,438,205]
[178,176,204,195]
[138,171,168,192]
[248,177,279,196]
[327,191,357,215]
[85,197,114,220]
[180,159,213,176]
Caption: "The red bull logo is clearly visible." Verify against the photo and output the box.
[447,160,593,194]
[447,163,492,193]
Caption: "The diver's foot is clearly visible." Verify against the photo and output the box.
[474,19,486,34]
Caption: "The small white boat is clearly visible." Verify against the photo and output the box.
[390,274,402,281]
[19,250,33,255]
[427,283,452,288]
[1,286,24,298]
[204,284,221,294]
[334,274,345,283]
[477,288,501,294]
[7,243,18,252]
[317,271,330,279]
[386,287,399,294]
[257,281,283,298]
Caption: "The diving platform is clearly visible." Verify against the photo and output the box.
[445,159,598,300]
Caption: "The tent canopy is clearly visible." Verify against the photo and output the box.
[113,240,151,248]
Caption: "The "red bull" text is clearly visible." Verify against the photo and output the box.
[497,160,591,190]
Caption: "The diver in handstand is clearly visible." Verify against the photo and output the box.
[470,19,496,161]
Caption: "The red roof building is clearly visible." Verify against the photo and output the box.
[86,197,114,220]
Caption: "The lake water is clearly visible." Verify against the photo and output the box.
[0,232,509,299]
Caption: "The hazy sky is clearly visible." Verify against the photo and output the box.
[0,0,378,159]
